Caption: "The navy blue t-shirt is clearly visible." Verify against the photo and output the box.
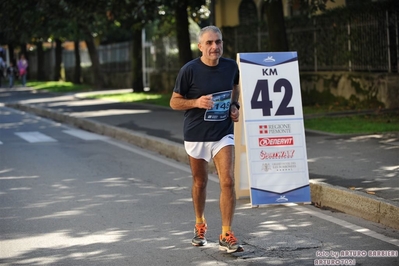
[173,57,239,142]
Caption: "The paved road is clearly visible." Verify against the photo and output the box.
[1,106,398,266]
[1,87,399,230]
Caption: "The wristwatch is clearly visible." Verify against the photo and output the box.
[230,101,240,110]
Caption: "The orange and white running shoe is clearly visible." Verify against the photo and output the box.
[192,223,207,246]
[219,231,244,253]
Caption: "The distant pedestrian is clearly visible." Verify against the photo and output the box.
[17,54,28,87]
[7,61,18,88]
[0,53,5,87]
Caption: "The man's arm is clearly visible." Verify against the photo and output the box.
[170,92,214,111]
[230,84,240,122]
[231,84,240,103]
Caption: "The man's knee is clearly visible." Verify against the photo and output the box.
[193,178,208,189]
[219,175,235,189]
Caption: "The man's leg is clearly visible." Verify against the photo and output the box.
[188,156,208,246]
[213,145,236,229]
[213,145,243,253]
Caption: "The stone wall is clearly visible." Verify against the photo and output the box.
[300,72,399,109]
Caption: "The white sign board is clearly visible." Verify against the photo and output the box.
[237,52,310,206]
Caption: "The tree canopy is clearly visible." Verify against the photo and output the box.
[0,0,335,88]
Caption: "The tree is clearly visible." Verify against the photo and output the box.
[0,1,39,48]
[131,27,143,92]
[263,0,289,51]
[0,0,113,86]
[54,39,63,81]
[159,0,207,66]
[55,0,111,89]
[263,0,333,51]
[0,0,48,78]
[174,0,193,66]
[108,0,163,92]
[73,40,82,84]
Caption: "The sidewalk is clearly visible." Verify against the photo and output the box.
[3,87,399,230]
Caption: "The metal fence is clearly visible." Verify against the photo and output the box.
[222,5,399,73]
[63,41,131,72]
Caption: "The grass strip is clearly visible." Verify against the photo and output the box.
[27,81,92,93]
[304,112,399,134]
[90,92,171,107]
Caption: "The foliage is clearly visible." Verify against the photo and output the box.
[108,0,163,31]
[0,0,43,44]
[291,0,333,14]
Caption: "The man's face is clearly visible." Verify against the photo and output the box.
[198,31,223,62]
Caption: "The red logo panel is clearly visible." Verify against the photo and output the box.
[258,136,294,147]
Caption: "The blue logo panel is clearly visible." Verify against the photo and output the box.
[239,52,298,67]
[250,185,311,205]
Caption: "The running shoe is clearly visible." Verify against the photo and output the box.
[219,231,244,253]
[192,223,207,246]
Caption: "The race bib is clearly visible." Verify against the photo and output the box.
[204,90,232,121]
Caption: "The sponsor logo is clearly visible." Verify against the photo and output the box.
[259,125,269,134]
[258,124,291,134]
[259,136,294,147]
[276,195,288,202]
[260,150,295,160]
[261,162,297,172]
[263,56,275,62]
[261,163,272,172]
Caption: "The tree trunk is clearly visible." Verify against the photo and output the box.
[36,42,46,81]
[74,40,81,84]
[264,0,289,51]
[131,27,143,92]
[175,0,193,66]
[7,43,15,63]
[20,43,27,60]
[54,39,62,81]
[85,35,104,89]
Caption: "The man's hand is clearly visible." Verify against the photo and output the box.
[196,95,214,110]
[230,105,239,122]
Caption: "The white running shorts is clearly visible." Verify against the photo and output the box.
[184,134,234,162]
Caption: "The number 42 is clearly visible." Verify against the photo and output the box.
[250,78,295,116]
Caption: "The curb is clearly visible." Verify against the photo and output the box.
[310,181,399,230]
[6,102,399,230]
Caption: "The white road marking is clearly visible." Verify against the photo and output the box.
[63,129,109,141]
[103,137,399,247]
[294,205,399,247]
[14,132,57,143]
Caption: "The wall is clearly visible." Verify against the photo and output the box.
[300,72,399,109]
[214,0,240,26]
[213,0,348,27]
